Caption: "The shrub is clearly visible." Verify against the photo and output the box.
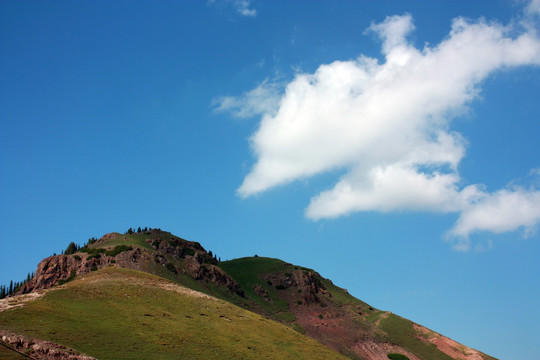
[64,242,78,255]
[180,248,195,258]
[165,263,177,274]
[87,253,101,260]
[297,300,302,305]
[105,245,133,257]
[275,284,286,290]
[74,255,81,261]
[387,354,409,360]
[80,247,106,255]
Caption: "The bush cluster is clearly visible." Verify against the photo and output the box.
[387,354,409,360]
[165,263,178,274]
[105,245,133,257]
[80,245,133,259]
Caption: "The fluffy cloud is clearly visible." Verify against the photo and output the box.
[218,6,540,250]
[449,188,540,239]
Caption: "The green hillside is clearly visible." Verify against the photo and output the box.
[0,267,347,360]
[1,230,498,360]
[221,256,497,360]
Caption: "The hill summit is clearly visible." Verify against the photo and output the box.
[1,229,497,360]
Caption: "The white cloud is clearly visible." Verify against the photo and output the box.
[213,80,281,119]
[220,4,540,249]
[207,0,257,17]
[448,188,540,249]
[527,0,540,17]
[234,0,256,17]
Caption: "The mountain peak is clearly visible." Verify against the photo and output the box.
[1,229,497,360]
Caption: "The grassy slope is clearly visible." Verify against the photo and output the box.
[85,231,250,306]
[222,257,494,360]
[221,257,377,317]
[88,231,159,250]
[379,314,455,360]
[0,267,348,360]
[220,257,298,321]
[0,345,29,360]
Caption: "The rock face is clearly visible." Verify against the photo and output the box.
[265,268,328,305]
[183,254,245,296]
[291,269,328,305]
[16,231,244,299]
[18,254,103,294]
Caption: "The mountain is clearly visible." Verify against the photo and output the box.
[0,229,497,360]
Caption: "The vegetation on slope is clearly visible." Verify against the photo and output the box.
[220,257,296,319]
[0,267,348,360]
[379,314,454,360]
[1,231,499,360]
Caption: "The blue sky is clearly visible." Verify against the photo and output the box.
[1,1,539,359]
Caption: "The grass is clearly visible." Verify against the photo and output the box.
[220,257,295,320]
[387,353,410,360]
[0,344,30,360]
[147,252,252,310]
[221,256,378,324]
[379,314,455,360]
[87,232,154,251]
[319,277,371,308]
[0,267,348,360]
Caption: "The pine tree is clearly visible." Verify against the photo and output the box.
[65,242,78,255]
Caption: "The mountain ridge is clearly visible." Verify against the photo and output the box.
[1,229,497,360]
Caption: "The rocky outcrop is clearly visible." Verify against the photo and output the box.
[253,284,272,302]
[17,255,92,294]
[148,235,244,297]
[291,270,328,305]
[0,330,97,360]
[16,231,245,299]
[265,268,328,305]
[183,254,244,297]
[17,248,146,294]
